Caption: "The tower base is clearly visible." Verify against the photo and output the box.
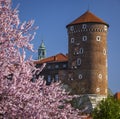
[71,94,107,114]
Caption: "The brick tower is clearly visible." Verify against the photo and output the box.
[66,11,109,105]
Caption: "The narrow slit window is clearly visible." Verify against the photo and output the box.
[103,48,106,55]
[77,58,81,65]
[79,48,84,54]
[82,36,87,41]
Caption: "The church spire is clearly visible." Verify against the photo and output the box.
[38,40,46,60]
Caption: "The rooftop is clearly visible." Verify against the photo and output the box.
[114,92,120,100]
[34,53,68,64]
[66,10,109,27]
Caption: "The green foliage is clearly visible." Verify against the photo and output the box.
[92,97,120,119]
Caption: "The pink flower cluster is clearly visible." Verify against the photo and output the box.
[0,0,90,118]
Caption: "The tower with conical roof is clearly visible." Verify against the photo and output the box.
[38,40,46,60]
[66,11,109,103]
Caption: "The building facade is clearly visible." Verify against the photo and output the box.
[36,11,109,104]
[35,53,68,85]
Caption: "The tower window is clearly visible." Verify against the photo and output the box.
[79,48,84,54]
[70,26,74,31]
[98,74,102,79]
[82,24,87,29]
[78,74,82,79]
[104,25,107,31]
[96,88,100,93]
[71,38,75,43]
[96,36,101,41]
[77,58,81,65]
[103,48,106,55]
[82,36,87,41]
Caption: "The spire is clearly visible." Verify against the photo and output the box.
[38,40,46,60]
[87,0,91,11]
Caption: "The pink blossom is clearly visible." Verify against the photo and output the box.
[0,0,91,119]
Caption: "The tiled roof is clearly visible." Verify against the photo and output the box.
[66,10,109,27]
[114,92,120,100]
[34,53,68,64]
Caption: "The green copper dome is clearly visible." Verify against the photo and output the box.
[38,40,46,60]
[39,40,46,49]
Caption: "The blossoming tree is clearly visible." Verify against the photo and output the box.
[0,0,89,118]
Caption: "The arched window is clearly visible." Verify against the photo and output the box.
[77,58,81,66]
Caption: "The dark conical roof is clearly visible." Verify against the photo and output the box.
[66,11,109,27]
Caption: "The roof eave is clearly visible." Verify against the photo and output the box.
[66,22,109,28]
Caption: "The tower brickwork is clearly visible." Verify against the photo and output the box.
[66,11,109,96]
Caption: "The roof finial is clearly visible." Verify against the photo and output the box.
[41,34,44,43]
[87,3,90,11]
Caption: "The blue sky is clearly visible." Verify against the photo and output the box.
[12,0,120,94]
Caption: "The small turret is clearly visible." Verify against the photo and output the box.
[38,40,46,60]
